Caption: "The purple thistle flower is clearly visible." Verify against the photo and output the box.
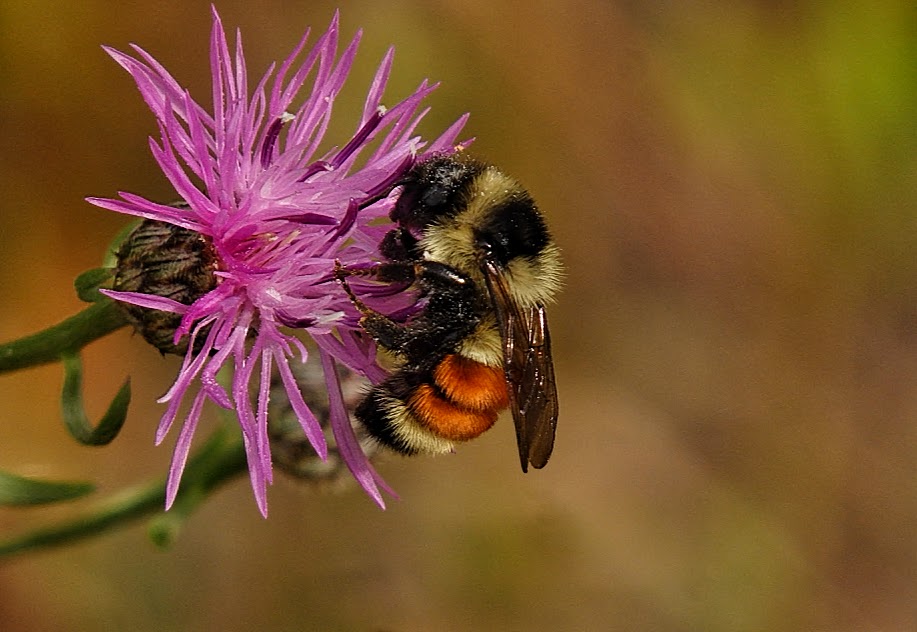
[87,7,469,516]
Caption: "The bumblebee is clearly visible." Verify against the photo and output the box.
[335,154,563,471]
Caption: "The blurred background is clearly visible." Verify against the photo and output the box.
[2,0,917,630]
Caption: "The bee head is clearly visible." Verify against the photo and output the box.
[390,155,483,229]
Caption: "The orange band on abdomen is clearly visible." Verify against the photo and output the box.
[407,384,498,441]
[433,354,509,412]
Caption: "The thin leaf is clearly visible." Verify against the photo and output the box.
[0,471,95,506]
[60,352,131,446]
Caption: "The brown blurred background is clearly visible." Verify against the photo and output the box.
[2,0,917,630]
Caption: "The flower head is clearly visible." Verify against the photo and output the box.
[88,8,468,516]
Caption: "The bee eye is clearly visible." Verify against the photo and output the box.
[421,187,449,208]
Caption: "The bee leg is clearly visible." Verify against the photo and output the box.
[370,261,480,357]
[334,259,480,357]
[334,260,419,350]
[333,260,372,314]
[412,260,475,293]
[334,260,418,300]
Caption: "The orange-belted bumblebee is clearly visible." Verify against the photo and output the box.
[335,154,563,471]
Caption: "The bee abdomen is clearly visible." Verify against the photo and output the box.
[407,384,498,441]
[356,354,509,456]
[432,354,508,412]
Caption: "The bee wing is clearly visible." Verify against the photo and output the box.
[481,260,559,472]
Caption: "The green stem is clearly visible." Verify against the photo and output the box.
[0,301,127,373]
[0,425,247,558]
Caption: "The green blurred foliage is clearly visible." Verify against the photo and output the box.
[1,0,917,630]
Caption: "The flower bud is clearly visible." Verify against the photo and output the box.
[113,219,218,355]
[268,359,381,489]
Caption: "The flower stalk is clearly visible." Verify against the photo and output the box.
[0,300,126,373]
[0,424,246,559]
